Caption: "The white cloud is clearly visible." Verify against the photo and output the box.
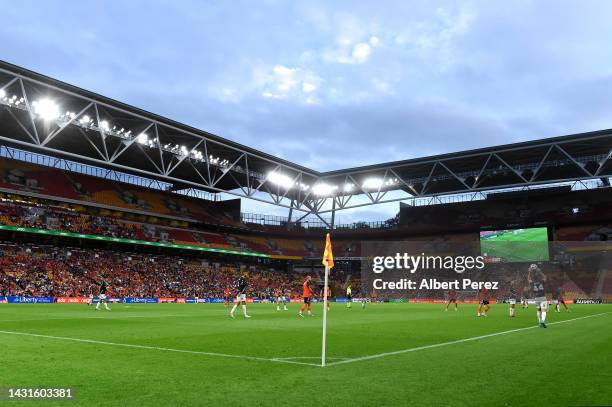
[302,82,317,93]
[323,39,377,64]
[351,42,372,63]
[257,64,323,102]
[392,7,476,69]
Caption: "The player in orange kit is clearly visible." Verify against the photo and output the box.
[299,275,316,317]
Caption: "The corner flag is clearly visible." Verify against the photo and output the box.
[322,233,334,269]
[321,233,333,367]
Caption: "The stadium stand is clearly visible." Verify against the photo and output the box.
[0,156,610,303]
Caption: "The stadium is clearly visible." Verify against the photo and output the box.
[1,10,612,406]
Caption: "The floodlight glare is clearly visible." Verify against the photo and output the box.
[32,98,60,121]
[267,171,294,189]
[362,178,383,189]
[312,183,338,196]
[137,133,149,145]
[99,120,110,131]
[0,89,6,99]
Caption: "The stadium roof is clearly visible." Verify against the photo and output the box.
[0,60,611,222]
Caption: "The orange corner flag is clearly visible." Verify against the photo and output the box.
[322,233,334,269]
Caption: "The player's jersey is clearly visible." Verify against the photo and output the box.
[224,288,231,297]
[99,281,108,295]
[346,287,352,297]
[236,276,248,294]
[529,277,545,298]
[555,289,565,301]
[303,280,313,297]
[448,289,456,300]
[478,288,489,300]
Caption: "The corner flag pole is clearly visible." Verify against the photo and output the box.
[321,261,329,367]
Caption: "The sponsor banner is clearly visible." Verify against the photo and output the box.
[157,298,188,303]
[7,296,54,303]
[574,298,603,304]
[124,298,158,304]
[0,296,7,303]
[389,298,408,303]
[185,298,218,303]
[56,297,90,304]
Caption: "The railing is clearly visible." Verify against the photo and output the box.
[240,212,397,230]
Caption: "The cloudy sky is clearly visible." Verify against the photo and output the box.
[2,1,611,222]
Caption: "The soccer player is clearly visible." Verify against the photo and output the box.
[230,272,251,319]
[223,287,231,308]
[299,275,315,317]
[476,287,489,317]
[361,286,368,309]
[86,284,94,306]
[445,289,458,311]
[276,288,288,311]
[555,289,569,313]
[95,279,110,311]
[325,285,331,312]
[527,264,548,328]
[508,285,518,318]
[346,285,353,309]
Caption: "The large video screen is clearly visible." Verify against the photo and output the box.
[480,227,550,262]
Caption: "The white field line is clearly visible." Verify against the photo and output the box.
[273,356,348,361]
[0,314,188,322]
[326,312,610,367]
[0,330,320,367]
[1,312,607,369]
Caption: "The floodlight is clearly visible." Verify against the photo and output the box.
[99,120,110,131]
[267,171,294,189]
[312,183,338,196]
[362,178,383,189]
[32,98,60,121]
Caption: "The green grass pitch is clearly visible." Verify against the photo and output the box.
[1,303,610,406]
[481,228,550,262]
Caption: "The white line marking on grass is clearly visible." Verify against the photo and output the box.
[0,330,320,367]
[273,356,349,361]
[326,312,610,367]
[0,314,191,322]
